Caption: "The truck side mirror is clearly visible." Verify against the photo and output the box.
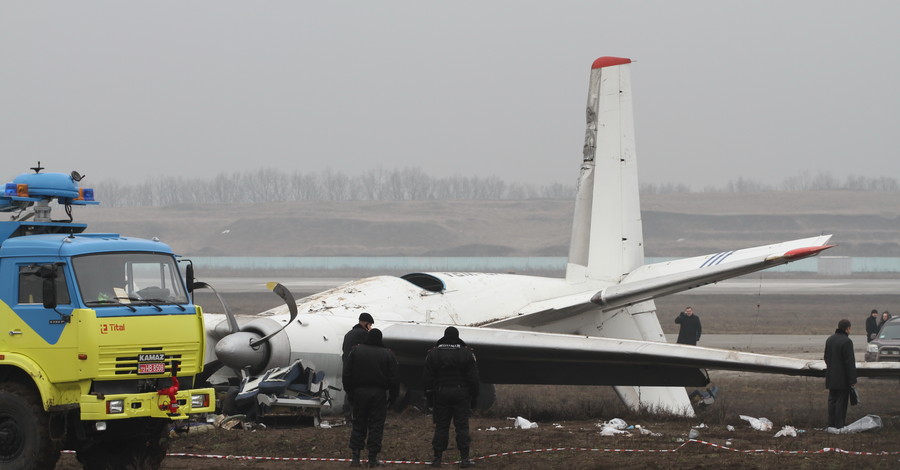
[39,264,58,309]
[185,263,195,294]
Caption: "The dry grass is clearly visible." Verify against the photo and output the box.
[54,288,900,468]
[54,375,900,469]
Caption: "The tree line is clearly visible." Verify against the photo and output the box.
[90,167,576,207]
[70,168,900,207]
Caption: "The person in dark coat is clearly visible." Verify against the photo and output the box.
[342,312,375,364]
[865,309,879,342]
[675,306,702,345]
[879,311,892,332]
[342,328,399,467]
[824,319,857,429]
[342,313,375,422]
[423,327,480,468]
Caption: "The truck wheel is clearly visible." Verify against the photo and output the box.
[0,382,61,470]
[76,419,169,470]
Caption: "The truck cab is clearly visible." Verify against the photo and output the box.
[0,166,215,470]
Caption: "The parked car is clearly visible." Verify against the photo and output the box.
[865,317,900,362]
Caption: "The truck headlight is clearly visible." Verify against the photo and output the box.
[106,399,125,414]
[191,394,210,408]
[867,344,879,353]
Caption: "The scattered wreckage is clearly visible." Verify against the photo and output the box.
[219,359,338,427]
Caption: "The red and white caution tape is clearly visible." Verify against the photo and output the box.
[62,440,900,464]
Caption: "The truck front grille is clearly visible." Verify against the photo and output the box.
[97,343,199,378]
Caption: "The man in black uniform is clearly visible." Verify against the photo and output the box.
[342,328,399,468]
[423,327,479,468]
[343,312,375,364]
[342,313,375,421]
[824,319,857,429]
[675,306,702,345]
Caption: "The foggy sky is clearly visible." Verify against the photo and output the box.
[2,1,898,191]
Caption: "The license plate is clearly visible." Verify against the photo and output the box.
[138,363,166,375]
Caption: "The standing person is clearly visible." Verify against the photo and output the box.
[342,328,399,468]
[343,312,375,364]
[675,306,702,345]
[342,312,375,423]
[824,319,857,429]
[866,309,880,342]
[423,327,480,468]
[879,311,892,331]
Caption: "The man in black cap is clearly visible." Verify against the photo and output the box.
[343,328,399,467]
[343,312,375,364]
[342,313,375,423]
[423,326,480,468]
[824,319,857,429]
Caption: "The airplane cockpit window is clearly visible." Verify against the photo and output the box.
[18,265,70,305]
[401,273,445,293]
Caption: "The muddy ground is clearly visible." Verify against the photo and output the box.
[55,375,900,469]
[55,290,900,469]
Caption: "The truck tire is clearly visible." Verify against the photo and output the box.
[76,419,169,470]
[0,381,61,470]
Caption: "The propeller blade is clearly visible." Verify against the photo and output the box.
[194,281,240,335]
[249,282,299,348]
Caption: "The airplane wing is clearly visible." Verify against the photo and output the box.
[487,235,834,330]
[592,235,834,310]
[382,322,899,388]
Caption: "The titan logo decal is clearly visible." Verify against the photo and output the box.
[100,323,126,334]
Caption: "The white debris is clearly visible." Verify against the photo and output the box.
[636,426,662,437]
[596,418,631,436]
[688,429,700,439]
[739,415,773,432]
[553,423,564,429]
[826,414,883,434]
[605,418,628,430]
[599,426,630,436]
[774,425,797,437]
[692,423,707,429]
[319,421,332,429]
[726,425,735,432]
[484,427,498,431]
[514,416,538,429]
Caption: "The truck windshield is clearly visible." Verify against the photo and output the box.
[73,252,188,307]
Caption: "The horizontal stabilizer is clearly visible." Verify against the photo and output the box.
[591,236,834,310]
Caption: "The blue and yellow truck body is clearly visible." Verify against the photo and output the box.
[0,168,215,470]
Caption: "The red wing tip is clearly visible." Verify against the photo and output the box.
[784,245,836,259]
[592,57,632,69]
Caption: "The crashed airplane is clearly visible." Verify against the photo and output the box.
[201,56,900,418]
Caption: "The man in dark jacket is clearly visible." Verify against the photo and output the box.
[675,306,702,345]
[342,313,375,423]
[824,319,857,429]
[423,327,480,468]
[865,309,879,342]
[342,312,375,364]
[342,328,399,467]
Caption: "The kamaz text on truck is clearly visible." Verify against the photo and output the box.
[0,165,215,470]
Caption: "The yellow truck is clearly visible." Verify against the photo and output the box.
[0,166,214,469]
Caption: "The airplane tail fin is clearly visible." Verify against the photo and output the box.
[566,57,644,284]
